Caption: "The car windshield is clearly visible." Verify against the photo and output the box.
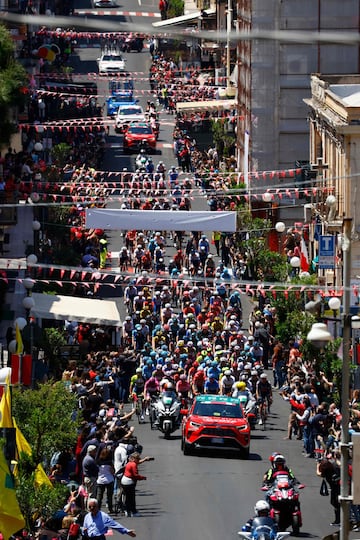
[119,108,142,115]
[193,401,243,418]
[128,126,152,134]
[110,97,132,104]
[103,55,123,61]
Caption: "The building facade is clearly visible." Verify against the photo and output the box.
[304,74,360,291]
[236,0,360,175]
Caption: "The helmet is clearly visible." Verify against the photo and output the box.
[224,370,232,376]
[180,374,187,381]
[166,383,174,391]
[254,500,270,516]
[260,373,267,379]
[274,454,286,468]
[236,381,246,391]
[136,367,142,374]
[269,452,280,464]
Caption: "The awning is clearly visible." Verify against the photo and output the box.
[176,98,236,113]
[152,7,216,27]
[30,293,122,327]
[86,208,237,232]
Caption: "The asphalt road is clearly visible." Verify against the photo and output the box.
[68,10,353,539]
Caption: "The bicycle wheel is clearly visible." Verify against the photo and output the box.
[137,396,144,423]
[261,404,267,430]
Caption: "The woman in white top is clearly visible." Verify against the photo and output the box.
[96,447,115,513]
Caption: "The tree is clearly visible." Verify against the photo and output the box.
[211,118,236,158]
[51,143,72,168]
[15,456,68,533]
[42,327,68,376]
[236,211,288,282]
[12,381,78,465]
[167,0,184,18]
[0,25,28,147]
[11,382,79,532]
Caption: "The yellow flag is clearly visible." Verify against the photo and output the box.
[13,418,52,489]
[15,323,23,355]
[0,447,25,539]
[0,375,13,429]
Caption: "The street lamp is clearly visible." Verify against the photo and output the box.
[351,316,360,379]
[329,296,341,338]
[290,255,301,277]
[262,192,272,203]
[275,221,286,254]
[307,322,332,347]
[32,219,41,258]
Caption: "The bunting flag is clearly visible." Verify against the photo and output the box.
[0,446,25,540]
[15,324,23,356]
[0,374,12,429]
[12,418,52,489]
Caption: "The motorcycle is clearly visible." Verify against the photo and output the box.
[135,148,150,170]
[238,392,258,429]
[238,517,290,540]
[150,391,182,439]
[262,474,304,535]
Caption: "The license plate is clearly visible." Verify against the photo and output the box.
[211,437,224,444]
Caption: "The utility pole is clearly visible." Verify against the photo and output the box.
[226,0,232,90]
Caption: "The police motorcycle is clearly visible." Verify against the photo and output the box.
[135,147,150,171]
[238,517,290,540]
[150,385,182,439]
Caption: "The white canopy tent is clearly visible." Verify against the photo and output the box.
[85,208,237,232]
[30,293,122,327]
[176,98,236,113]
[152,7,216,27]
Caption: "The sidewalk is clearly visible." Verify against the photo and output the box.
[184,0,198,14]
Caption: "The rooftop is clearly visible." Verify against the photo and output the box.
[329,84,360,107]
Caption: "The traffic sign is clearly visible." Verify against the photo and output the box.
[318,235,335,269]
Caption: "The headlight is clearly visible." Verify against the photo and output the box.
[236,424,248,431]
[190,421,201,429]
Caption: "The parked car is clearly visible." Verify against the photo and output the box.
[115,105,146,132]
[181,394,250,458]
[123,122,157,153]
[97,53,126,75]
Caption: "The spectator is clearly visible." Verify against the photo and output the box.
[83,498,136,537]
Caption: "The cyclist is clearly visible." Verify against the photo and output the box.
[204,374,220,394]
[144,372,160,413]
[219,369,235,395]
[130,368,146,421]
[256,372,272,425]
[176,374,191,400]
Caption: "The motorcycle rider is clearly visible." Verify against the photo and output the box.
[135,147,148,169]
[152,382,181,428]
[242,500,278,533]
[263,454,298,488]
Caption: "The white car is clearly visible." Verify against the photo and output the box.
[97,53,126,75]
[115,105,146,132]
[92,0,116,7]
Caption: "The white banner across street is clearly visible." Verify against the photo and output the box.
[85,208,237,232]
